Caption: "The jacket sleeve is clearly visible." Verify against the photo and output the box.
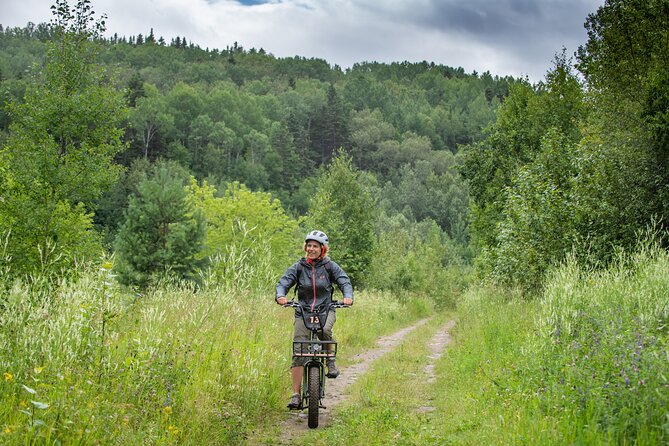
[275,262,299,300]
[329,261,354,301]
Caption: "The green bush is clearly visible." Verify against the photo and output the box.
[186,179,300,291]
[368,212,470,307]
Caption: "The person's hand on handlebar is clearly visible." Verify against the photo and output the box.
[276,296,287,305]
[343,297,353,306]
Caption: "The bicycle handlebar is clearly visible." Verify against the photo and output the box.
[282,300,350,310]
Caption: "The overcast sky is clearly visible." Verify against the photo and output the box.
[2,0,604,83]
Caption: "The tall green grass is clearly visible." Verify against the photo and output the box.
[0,257,433,444]
[440,241,669,445]
[529,243,669,444]
[430,286,539,445]
[0,262,289,444]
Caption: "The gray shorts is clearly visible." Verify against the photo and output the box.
[292,310,336,367]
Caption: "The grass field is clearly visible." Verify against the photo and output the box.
[2,244,668,444]
[0,263,432,445]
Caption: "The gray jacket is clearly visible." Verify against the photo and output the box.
[275,257,353,314]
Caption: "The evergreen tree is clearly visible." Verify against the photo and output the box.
[311,84,350,164]
[126,71,145,107]
[114,164,205,287]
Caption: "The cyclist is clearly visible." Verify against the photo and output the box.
[276,230,353,409]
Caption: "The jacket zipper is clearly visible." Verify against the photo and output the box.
[311,264,317,311]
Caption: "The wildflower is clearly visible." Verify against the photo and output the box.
[4,426,14,434]
[162,406,172,416]
[33,367,44,375]
[3,372,13,382]
[167,425,179,435]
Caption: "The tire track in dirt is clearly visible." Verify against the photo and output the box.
[417,319,456,413]
[277,317,436,442]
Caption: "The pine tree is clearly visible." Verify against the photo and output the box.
[114,164,205,287]
[311,84,350,164]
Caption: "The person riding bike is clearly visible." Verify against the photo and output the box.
[276,230,354,409]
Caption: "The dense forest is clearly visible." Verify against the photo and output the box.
[1,0,668,293]
[0,0,515,290]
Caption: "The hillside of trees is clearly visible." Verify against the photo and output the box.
[0,15,512,212]
[0,0,515,290]
[1,0,668,295]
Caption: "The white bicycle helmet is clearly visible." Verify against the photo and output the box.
[305,230,329,246]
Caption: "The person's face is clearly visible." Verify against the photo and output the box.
[305,240,322,260]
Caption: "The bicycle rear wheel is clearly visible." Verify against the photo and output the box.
[307,365,320,428]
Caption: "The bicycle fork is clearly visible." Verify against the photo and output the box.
[302,360,327,408]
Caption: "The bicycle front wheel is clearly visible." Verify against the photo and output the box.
[307,365,320,428]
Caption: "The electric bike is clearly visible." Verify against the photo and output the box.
[283,300,348,428]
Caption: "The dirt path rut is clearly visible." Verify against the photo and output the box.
[417,319,456,413]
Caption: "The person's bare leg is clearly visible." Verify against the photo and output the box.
[287,366,304,408]
[292,366,303,394]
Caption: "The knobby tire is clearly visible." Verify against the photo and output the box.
[307,365,320,428]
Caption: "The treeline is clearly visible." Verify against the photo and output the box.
[1,0,509,293]
[4,0,662,296]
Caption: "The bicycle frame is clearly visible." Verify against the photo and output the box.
[284,300,346,428]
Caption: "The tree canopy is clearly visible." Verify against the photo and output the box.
[3,0,664,296]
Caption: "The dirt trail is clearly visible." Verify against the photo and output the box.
[277,317,455,442]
